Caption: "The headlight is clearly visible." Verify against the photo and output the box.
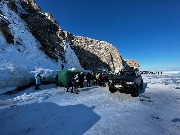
[109,80,113,83]
[126,82,134,84]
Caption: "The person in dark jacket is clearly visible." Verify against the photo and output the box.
[61,64,64,70]
[78,72,84,88]
[66,77,79,94]
[66,78,76,93]
[86,72,91,87]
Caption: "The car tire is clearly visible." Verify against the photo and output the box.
[109,86,116,93]
[131,84,139,97]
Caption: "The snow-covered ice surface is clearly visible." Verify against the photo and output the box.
[0,74,180,135]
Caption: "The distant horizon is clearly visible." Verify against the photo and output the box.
[140,67,180,71]
[36,0,180,70]
[140,65,180,71]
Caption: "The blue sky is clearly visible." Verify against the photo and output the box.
[36,0,180,70]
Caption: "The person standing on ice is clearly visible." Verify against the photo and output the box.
[78,72,84,88]
[61,63,64,70]
[86,72,91,87]
[66,76,79,94]
[35,73,41,90]
[96,72,101,86]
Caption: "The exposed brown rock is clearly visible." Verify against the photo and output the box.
[122,59,140,70]
[71,36,122,72]
[15,0,65,61]
[0,16,14,44]
[44,12,56,23]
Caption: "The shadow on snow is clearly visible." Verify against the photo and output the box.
[171,118,180,123]
[0,102,100,135]
[139,82,148,95]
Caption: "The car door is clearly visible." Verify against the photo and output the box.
[135,71,142,86]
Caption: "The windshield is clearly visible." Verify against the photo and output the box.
[119,71,136,76]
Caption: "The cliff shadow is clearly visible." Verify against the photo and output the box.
[0,102,100,135]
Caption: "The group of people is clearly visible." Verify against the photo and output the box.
[94,72,107,87]
[66,71,107,94]
[66,72,84,94]
[34,71,108,93]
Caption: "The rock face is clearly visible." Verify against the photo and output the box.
[0,14,14,44]
[71,36,122,72]
[0,0,139,72]
[0,0,66,62]
[19,0,66,62]
[122,59,140,70]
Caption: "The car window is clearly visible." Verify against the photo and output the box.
[135,71,141,76]
[120,71,135,76]
[120,72,125,75]
[127,72,135,76]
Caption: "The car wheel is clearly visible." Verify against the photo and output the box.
[131,84,139,97]
[109,86,116,93]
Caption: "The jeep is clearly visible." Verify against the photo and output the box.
[108,70,143,97]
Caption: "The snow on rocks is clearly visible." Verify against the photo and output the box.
[0,2,60,91]
[64,42,83,70]
[0,2,83,92]
[0,13,8,23]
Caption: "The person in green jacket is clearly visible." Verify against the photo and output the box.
[35,73,41,90]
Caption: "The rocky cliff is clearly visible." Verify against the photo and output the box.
[71,36,122,72]
[0,0,67,61]
[0,0,139,72]
[122,59,140,70]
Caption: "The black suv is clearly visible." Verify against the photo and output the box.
[108,70,143,97]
